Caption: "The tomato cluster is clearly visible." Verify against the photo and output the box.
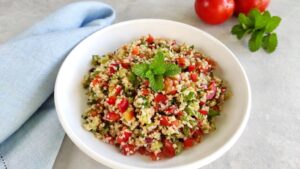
[195,0,270,25]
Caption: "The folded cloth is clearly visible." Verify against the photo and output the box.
[0,1,115,169]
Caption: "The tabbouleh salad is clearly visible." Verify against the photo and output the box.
[81,35,228,160]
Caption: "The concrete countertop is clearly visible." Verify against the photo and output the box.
[1,0,299,169]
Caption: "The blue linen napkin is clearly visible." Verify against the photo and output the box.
[0,1,115,169]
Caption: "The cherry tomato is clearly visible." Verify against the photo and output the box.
[235,0,270,15]
[184,138,194,148]
[154,94,168,104]
[107,96,116,105]
[118,98,129,113]
[195,0,235,25]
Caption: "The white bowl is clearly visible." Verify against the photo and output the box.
[55,19,251,169]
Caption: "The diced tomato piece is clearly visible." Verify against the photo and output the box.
[145,137,153,144]
[131,47,139,55]
[154,94,168,104]
[177,111,184,117]
[105,112,120,121]
[205,58,216,67]
[121,144,136,155]
[91,78,101,87]
[118,98,129,113]
[183,138,194,148]
[165,105,177,114]
[188,65,196,72]
[90,110,98,117]
[138,147,147,155]
[115,86,122,95]
[116,130,132,144]
[107,96,116,105]
[120,62,130,69]
[167,90,177,95]
[150,152,163,161]
[177,57,186,67]
[160,116,171,126]
[146,35,154,44]
[190,73,198,82]
[104,135,115,145]
[123,110,134,121]
[162,139,175,157]
[199,110,208,115]
[108,66,116,75]
[141,89,150,96]
[138,53,145,58]
[192,128,203,138]
[199,101,205,106]
[171,120,180,127]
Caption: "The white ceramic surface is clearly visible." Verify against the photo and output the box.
[54,19,251,169]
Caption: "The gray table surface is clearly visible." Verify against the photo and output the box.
[1,0,299,169]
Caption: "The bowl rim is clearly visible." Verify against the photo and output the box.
[54,19,251,169]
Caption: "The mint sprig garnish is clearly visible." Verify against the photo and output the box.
[231,9,281,53]
[132,50,181,91]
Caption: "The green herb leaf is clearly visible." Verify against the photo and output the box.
[231,25,247,39]
[248,30,264,52]
[238,13,252,28]
[262,33,278,53]
[145,70,153,79]
[128,73,137,86]
[150,51,165,69]
[132,63,149,77]
[149,75,164,92]
[231,9,281,54]
[150,51,167,75]
[265,16,281,33]
[208,109,220,118]
[164,63,181,76]
[185,92,195,102]
[131,50,181,91]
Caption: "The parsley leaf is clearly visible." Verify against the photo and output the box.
[231,9,281,53]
